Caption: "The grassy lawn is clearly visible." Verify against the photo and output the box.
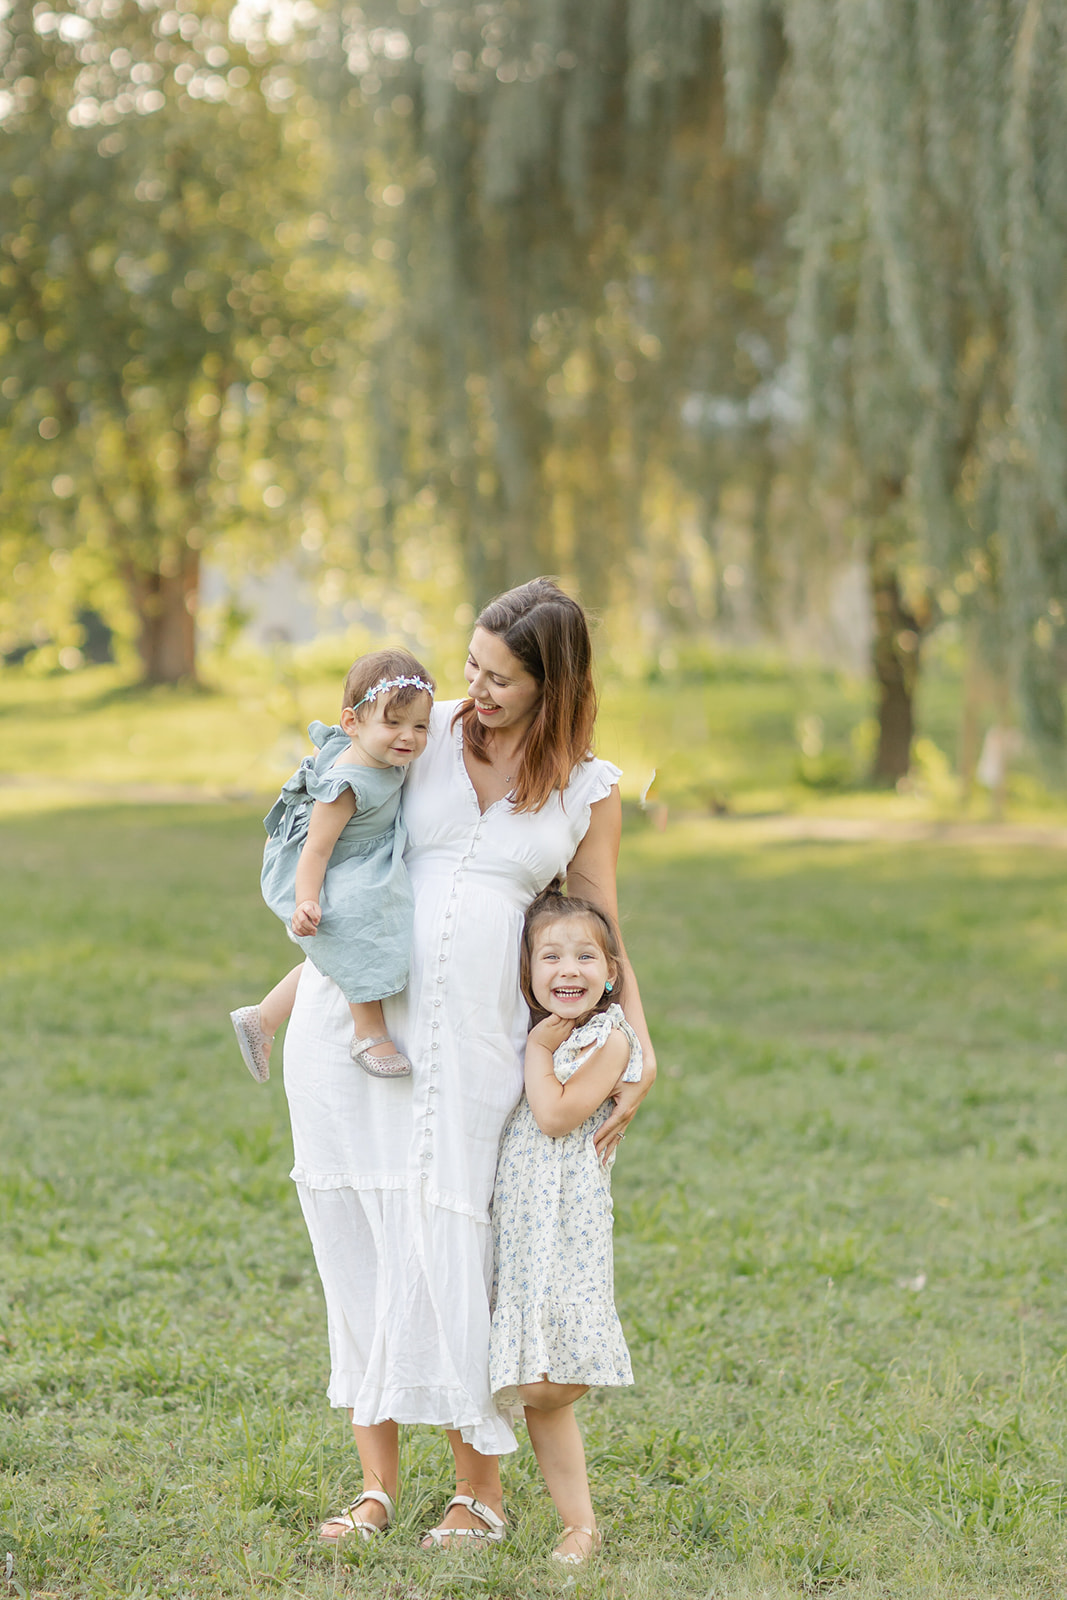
[3,804,1067,1597]
[3,643,1061,822]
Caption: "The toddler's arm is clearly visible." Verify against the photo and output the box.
[524,1020,632,1139]
[291,791,358,935]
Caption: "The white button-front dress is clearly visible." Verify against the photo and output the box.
[283,700,622,1456]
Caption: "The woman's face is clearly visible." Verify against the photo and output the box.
[464,626,542,735]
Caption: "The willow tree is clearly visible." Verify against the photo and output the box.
[723,0,1067,780]
[0,0,338,682]
[308,0,793,635]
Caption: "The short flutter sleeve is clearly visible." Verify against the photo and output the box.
[572,757,622,809]
[304,761,374,811]
[552,1003,643,1085]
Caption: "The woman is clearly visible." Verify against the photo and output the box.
[283,577,656,1547]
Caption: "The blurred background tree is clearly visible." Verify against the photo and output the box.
[0,0,340,682]
[317,1,802,637]
[3,0,1067,791]
[722,0,1067,780]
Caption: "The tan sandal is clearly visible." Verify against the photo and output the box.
[319,1487,395,1543]
[551,1524,601,1565]
[421,1494,507,1549]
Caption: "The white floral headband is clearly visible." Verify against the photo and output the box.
[353,674,434,710]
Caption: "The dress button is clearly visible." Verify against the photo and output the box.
[432,998,441,1007]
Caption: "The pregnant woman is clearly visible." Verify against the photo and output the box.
[282,576,655,1547]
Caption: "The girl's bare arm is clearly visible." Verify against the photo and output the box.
[292,791,357,933]
[524,1024,631,1138]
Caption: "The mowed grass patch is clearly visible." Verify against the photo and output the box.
[2,808,1067,1597]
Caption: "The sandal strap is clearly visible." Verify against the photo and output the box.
[352,1034,389,1052]
[351,1489,395,1519]
[447,1494,506,1534]
[423,1494,507,1545]
[328,1488,395,1532]
[559,1525,596,1537]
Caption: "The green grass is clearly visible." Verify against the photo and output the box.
[3,806,1067,1596]
[3,642,1062,822]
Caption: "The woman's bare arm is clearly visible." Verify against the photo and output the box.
[565,786,657,1157]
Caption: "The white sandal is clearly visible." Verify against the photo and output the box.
[318,1488,395,1544]
[551,1524,601,1565]
[421,1494,507,1548]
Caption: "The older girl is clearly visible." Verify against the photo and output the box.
[490,885,643,1564]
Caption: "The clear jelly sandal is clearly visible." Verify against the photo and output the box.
[230,1006,272,1083]
[351,1032,412,1078]
[551,1525,602,1565]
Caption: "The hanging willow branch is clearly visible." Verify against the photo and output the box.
[725,0,1067,758]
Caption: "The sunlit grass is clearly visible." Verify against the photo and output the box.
[3,807,1067,1595]
[3,641,1061,822]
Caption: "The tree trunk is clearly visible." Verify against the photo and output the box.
[126,544,200,685]
[870,540,920,785]
[748,440,777,632]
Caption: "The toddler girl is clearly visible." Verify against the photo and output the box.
[489,884,642,1565]
[230,648,434,1080]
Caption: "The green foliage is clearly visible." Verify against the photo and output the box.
[726,0,1067,757]
[0,0,340,681]
[5,808,1067,1595]
[7,0,1067,766]
[307,0,801,628]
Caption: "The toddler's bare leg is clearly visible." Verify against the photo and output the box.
[350,998,400,1062]
[521,1381,597,1560]
[259,963,303,1038]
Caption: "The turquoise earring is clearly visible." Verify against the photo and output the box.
[604,979,613,993]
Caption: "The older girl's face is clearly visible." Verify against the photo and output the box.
[464,626,542,735]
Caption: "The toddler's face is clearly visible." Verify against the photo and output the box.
[529,915,613,1020]
[351,693,431,768]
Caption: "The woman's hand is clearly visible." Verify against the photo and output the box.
[291,899,322,937]
[567,786,658,1161]
[593,1058,657,1162]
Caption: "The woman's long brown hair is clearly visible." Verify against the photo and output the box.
[454,577,597,812]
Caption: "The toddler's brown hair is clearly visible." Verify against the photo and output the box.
[342,648,435,720]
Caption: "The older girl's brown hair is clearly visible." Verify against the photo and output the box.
[519,881,624,1024]
[342,648,435,720]
[455,577,597,812]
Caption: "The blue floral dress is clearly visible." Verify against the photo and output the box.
[489,1004,643,1412]
[260,721,410,1004]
